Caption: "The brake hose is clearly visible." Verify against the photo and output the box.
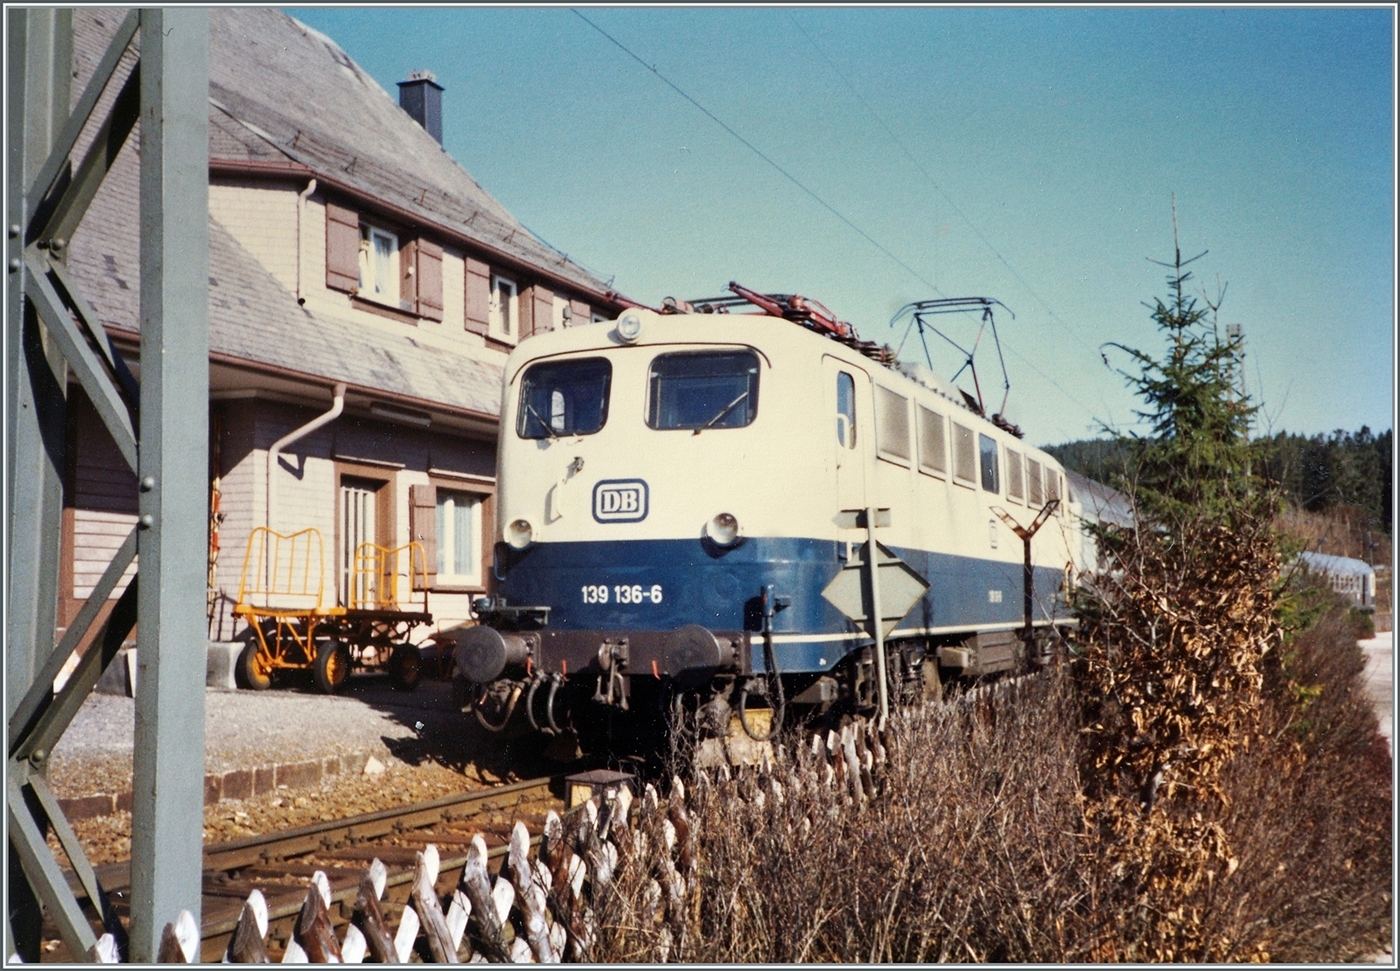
[474,682,522,733]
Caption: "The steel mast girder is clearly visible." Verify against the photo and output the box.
[5,8,210,962]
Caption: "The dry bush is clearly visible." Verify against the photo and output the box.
[1071,510,1279,961]
[596,673,1103,963]
[1212,609,1393,961]
[590,622,1389,963]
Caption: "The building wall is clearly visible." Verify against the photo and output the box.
[210,179,603,365]
[63,394,139,627]
[209,398,495,643]
[209,179,300,293]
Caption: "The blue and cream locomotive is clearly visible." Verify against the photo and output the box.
[454,285,1082,749]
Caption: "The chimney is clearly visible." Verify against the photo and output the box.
[398,70,444,145]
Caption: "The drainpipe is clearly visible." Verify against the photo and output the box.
[266,382,346,534]
[296,177,318,304]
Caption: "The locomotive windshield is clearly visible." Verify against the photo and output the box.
[516,357,613,438]
[646,350,760,431]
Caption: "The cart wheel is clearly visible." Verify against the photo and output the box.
[388,643,421,692]
[313,639,351,694]
[237,641,273,691]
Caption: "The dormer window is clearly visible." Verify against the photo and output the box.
[359,224,400,304]
[489,273,517,339]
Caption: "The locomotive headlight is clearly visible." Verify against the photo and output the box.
[706,512,741,546]
[616,312,644,344]
[505,518,535,550]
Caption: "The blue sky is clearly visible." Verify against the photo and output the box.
[287,5,1395,448]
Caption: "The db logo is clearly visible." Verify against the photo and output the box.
[593,479,649,523]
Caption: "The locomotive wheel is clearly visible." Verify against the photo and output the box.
[237,641,273,691]
[313,640,351,694]
[388,643,421,692]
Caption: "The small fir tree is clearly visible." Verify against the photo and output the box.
[1074,203,1282,960]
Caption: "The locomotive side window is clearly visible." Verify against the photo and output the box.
[952,421,976,484]
[875,386,911,463]
[517,357,612,438]
[979,434,1000,493]
[917,405,946,476]
[1027,458,1044,506]
[1006,449,1025,501]
[647,350,759,430]
[836,372,857,449]
[1046,467,1062,511]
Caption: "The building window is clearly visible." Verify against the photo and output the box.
[490,274,517,338]
[979,434,1000,493]
[358,225,399,304]
[435,490,483,587]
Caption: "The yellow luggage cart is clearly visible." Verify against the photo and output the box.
[339,540,433,691]
[233,527,346,692]
[233,528,433,693]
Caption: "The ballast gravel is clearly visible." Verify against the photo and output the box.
[48,677,487,798]
[44,675,556,866]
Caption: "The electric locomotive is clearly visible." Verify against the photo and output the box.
[454,285,1082,752]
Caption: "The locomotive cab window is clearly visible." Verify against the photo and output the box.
[979,434,1000,493]
[647,350,759,430]
[517,357,612,438]
[836,371,857,449]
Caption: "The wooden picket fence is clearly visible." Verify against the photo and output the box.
[78,715,905,963]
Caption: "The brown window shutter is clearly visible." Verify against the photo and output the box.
[464,258,490,335]
[569,298,591,326]
[325,202,360,293]
[416,239,444,321]
[400,238,419,310]
[522,285,554,337]
[409,483,437,589]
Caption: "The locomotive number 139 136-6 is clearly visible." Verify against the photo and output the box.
[581,584,663,605]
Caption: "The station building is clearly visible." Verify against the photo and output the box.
[61,8,632,657]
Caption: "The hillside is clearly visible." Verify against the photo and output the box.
[1045,426,1393,540]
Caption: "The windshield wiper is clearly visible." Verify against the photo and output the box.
[525,403,561,439]
[694,390,749,435]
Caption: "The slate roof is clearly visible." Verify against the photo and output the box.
[62,7,640,418]
[205,8,613,297]
[66,124,502,417]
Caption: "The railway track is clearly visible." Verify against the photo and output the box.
[50,775,564,962]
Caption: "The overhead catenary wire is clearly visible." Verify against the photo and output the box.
[571,10,945,298]
[573,8,1098,431]
[786,12,1105,364]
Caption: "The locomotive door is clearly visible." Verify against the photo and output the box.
[824,356,872,516]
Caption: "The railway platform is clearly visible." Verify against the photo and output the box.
[47,672,478,822]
